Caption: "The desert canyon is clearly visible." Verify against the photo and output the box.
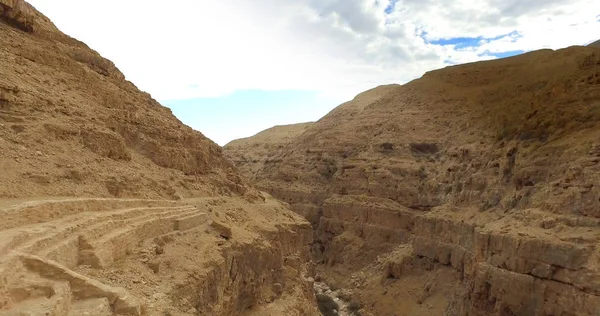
[225,36,600,316]
[1,0,600,315]
[0,1,316,315]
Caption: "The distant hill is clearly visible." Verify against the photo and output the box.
[589,39,600,47]
[224,122,314,180]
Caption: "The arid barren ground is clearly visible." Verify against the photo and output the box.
[225,43,600,315]
[0,1,318,315]
[3,0,600,315]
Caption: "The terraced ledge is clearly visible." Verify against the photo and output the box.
[0,198,184,231]
[78,208,206,268]
[0,198,210,315]
[18,253,144,315]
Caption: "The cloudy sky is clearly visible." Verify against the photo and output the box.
[28,0,599,145]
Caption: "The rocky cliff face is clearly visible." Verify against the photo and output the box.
[224,46,600,315]
[0,1,318,315]
[0,0,244,199]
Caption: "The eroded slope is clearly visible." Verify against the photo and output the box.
[0,196,317,316]
[0,0,246,200]
[0,1,318,315]
[224,123,314,181]
[225,46,600,315]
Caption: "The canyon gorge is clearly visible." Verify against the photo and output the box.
[2,0,600,315]
[225,42,600,315]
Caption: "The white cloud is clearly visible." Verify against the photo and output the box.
[26,0,600,102]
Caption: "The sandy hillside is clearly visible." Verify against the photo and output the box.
[0,1,319,315]
[225,45,600,315]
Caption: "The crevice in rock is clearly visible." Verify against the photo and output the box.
[314,281,360,316]
[0,2,34,32]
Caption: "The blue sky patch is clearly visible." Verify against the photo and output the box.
[430,37,483,49]
[161,89,340,145]
[385,0,399,14]
[482,50,525,59]
[427,31,521,49]
[443,59,458,66]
